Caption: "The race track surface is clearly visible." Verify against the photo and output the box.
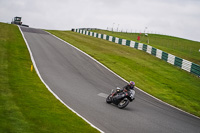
[20,27,200,133]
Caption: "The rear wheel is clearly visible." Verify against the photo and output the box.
[106,94,112,104]
[118,98,130,109]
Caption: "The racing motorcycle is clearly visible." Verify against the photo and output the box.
[106,87,135,109]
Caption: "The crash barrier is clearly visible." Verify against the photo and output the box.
[73,29,200,77]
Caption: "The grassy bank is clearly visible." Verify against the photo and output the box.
[0,22,99,133]
[47,30,200,117]
[91,30,200,65]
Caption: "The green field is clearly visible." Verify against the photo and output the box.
[0,22,99,133]
[91,30,200,65]
[1,22,200,133]
[47,30,200,117]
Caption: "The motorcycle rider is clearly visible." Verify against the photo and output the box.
[112,81,135,96]
[123,81,135,101]
[123,81,135,91]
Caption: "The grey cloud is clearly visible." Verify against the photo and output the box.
[0,0,200,41]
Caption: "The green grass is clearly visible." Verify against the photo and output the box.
[91,30,200,65]
[0,22,99,133]
[47,30,200,117]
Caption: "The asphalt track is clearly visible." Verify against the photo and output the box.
[20,27,200,133]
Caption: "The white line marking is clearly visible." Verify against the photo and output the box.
[72,30,200,120]
[98,93,108,98]
[55,30,200,120]
[20,25,199,133]
[18,26,104,133]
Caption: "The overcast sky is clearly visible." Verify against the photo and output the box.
[1,0,200,42]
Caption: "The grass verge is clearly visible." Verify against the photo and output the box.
[47,30,200,117]
[91,30,200,65]
[0,22,99,133]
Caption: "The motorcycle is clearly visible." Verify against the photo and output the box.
[106,87,135,109]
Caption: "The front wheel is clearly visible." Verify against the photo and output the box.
[106,94,112,104]
[118,98,130,109]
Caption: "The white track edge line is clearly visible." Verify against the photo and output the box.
[47,30,200,120]
[18,26,104,133]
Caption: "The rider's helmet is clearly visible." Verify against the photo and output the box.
[116,87,121,92]
[129,81,135,89]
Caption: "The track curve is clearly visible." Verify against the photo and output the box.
[20,27,200,133]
